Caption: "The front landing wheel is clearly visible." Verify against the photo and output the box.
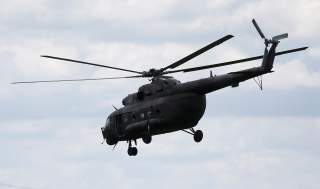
[193,130,203,143]
[127,147,138,156]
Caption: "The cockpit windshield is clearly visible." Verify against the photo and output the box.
[105,117,110,126]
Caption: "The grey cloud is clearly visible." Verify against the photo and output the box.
[0,0,319,189]
[1,116,319,189]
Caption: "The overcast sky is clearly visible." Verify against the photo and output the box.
[0,0,319,189]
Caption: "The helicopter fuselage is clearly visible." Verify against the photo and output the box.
[11,19,307,156]
[104,91,206,145]
[102,64,269,145]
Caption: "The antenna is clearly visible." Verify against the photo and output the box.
[112,105,118,110]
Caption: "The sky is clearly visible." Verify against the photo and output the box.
[0,0,319,189]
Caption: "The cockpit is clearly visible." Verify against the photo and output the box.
[101,117,110,141]
[105,117,110,126]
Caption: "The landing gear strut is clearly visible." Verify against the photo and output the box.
[142,122,152,144]
[127,140,138,156]
[182,128,203,143]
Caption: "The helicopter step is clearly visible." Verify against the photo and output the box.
[182,128,203,142]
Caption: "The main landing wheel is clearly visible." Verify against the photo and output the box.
[128,147,138,156]
[182,128,204,143]
[193,130,203,143]
[142,135,152,144]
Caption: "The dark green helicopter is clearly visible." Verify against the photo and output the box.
[13,19,308,156]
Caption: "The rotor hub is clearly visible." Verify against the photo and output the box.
[142,68,163,78]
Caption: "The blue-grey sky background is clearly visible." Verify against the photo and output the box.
[0,0,319,189]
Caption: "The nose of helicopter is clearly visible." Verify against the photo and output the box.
[101,117,111,140]
[101,122,110,140]
[101,119,117,145]
[101,126,108,139]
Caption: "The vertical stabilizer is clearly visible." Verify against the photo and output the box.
[261,42,278,72]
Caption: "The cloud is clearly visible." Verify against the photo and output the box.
[1,116,319,189]
[266,60,320,89]
[0,0,319,189]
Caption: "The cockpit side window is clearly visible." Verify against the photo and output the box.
[145,90,152,96]
[156,86,163,92]
[122,113,130,123]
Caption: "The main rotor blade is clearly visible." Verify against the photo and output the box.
[252,19,266,39]
[161,35,234,71]
[164,47,308,74]
[41,55,143,74]
[274,47,308,56]
[11,75,143,84]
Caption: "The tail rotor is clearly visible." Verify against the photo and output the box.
[252,18,288,47]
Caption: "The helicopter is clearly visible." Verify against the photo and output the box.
[13,19,308,156]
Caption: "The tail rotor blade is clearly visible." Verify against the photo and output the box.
[252,19,266,39]
[272,33,288,41]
